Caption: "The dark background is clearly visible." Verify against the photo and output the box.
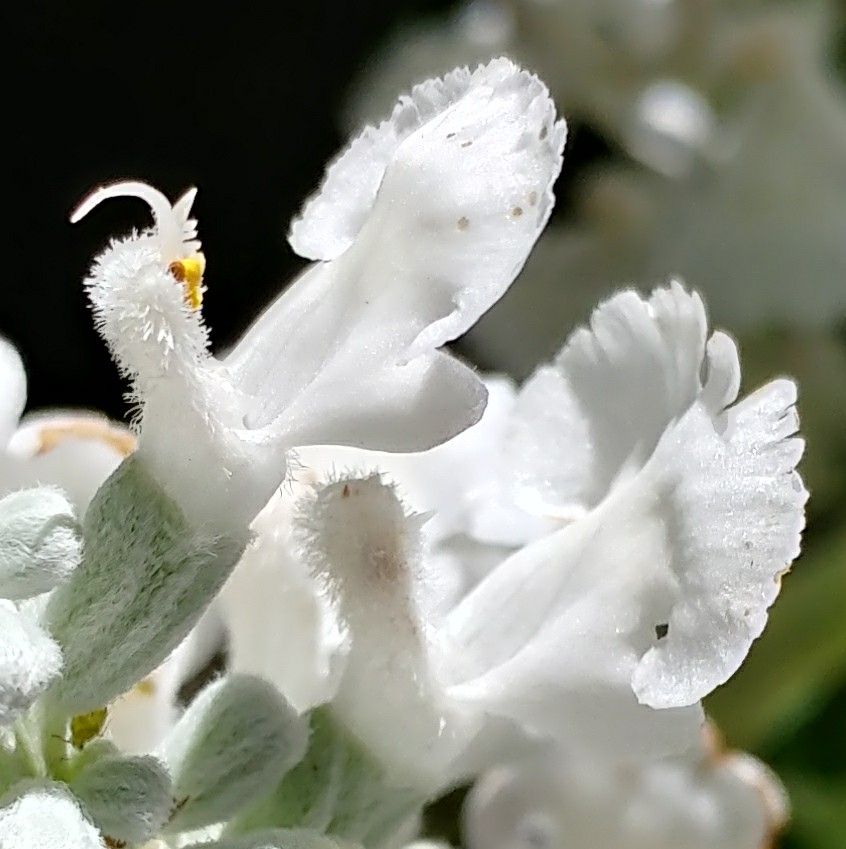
[7,1,465,417]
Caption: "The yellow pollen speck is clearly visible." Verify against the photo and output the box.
[169,253,206,310]
[71,707,108,748]
[134,677,157,697]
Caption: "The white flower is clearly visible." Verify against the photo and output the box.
[641,7,846,327]
[445,283,806,756]
[48,56,564,720]
[0,337,132,511]
[464,727,789,849]
[73,57,565,537]
[277,282,805,789]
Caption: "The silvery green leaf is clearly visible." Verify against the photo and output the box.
[229,708,423,847]
[0,781,105,848]
[70,753,172,845]
[161,674,308,832]
[0,487,80,600]
[46,456,248,714]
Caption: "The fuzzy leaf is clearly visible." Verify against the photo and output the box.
[70,754,172,845]
[160,674,308,832]
[46,456,247,713]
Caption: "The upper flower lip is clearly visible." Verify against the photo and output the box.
[289,57,566,264]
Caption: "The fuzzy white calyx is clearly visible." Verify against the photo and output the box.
[69,753,173,846]
[160,674,308,833]
[295,475,473,789]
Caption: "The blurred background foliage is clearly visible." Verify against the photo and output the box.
[6,1,845,846]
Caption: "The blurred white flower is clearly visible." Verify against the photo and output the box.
[464,727,789,849]
[0,337,132,511]
[0,486,81,725]
[641,7,846,327]
[349,0,709,159]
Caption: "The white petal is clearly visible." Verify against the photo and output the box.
[296,374,542,548]
[221,488,347,715]
[106,663,182,757]
[0,338,26,448]
[0,782,105,849]
[508,282,710,517]
[225,58,565,453]
[5,412,133,513]
[0,602,62,726]
[631,380,807,708]
[446,378,804,748]
[270,346,488,453]
[443,515,704,761]
[290,57,564,262]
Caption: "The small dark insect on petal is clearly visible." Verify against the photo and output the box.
[655,623,669,640]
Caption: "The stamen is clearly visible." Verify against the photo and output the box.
[169,254,206,310]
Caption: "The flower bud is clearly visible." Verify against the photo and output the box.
[70,754,172,846]
[160,675,308,832]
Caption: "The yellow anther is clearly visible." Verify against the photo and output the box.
[71,707,108,748]
[168,253,206,310]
